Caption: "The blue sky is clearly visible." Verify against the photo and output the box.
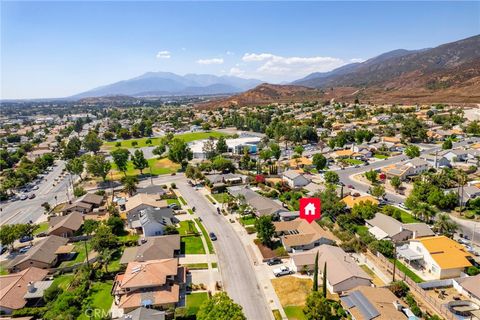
[1,1,479,99]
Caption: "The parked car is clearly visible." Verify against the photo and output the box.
[20,194,28,201]
[19,246,32,254]
[0,246,8,255]
[209,232,217,241]
[19,235,33,243]
[273,265,294,277]
[28,193,36,199]
[266,258,282,266]
[35,232,48,238]
[32,185,39,190]
[168,203,179,210]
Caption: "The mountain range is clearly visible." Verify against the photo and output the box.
[71,72,262,99]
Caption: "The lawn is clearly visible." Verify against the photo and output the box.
[389,259,424,283]
[283,306,306,320]
[205,194,216,204]
[398,209,420,224]
[273,309,282,320]
[178,196,187,206]
[184,263,209,270]
[187,209,194,215]
[185,292,209,317]
[103,131,226,150]
[33,222,49,235]
[109,157,180,180]
[344,158,364,165]
[212,262,218,268]
[239,215,256,226]
[78,281,114,320]
[0,265,8,275]
[212,193,229,203]
[52,273,75,290]
[374,154,389,160]
[195,218,215,253]
[59,241,92,267]
[181,236,206,254]
[177,220,199,235]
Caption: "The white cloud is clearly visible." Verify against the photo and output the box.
[228,67,245,77]
[196,58,224,65]
[240,52,347,81]
[156,51,171,59]
[226,51,235,56]
[350,58,365,63]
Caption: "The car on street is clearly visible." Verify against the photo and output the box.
[398,203,408,210]
[266,258,282,266]
[20,194,28,201]
[19,235,33,243]
[19,246,32,254]
[32,185,39,190]
[273,265,294,277]
[28,193,36,199]
[168,203,179,210]
[209,232,217,241]
[458,238,470,245]
[35,232,48,238]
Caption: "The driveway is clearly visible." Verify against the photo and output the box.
[177,179,274,320]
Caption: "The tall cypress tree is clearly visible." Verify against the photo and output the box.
[322,262,327,298]
[313,252,319,292]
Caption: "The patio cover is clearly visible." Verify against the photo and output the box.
[397,246,423,261]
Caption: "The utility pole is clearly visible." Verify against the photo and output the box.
[392,243,397,282]
[84,240,89,268]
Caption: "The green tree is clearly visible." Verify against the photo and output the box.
[313,252,319,292]
[304,291,344,320]
[62,137,81,159]
[83,131,103,153]
[442,139,453,150]
[121,175,138,196]
[294,145,304,156]
[401,116,427,143]
[312,154,327,171]
[352,201,378,220]
[324,171,339,184]
[66,158,84,180]
[315,185,346,218]
[0,224,20,250]
[106,216,125,235]
[73,186,86,197]
[434,213,457,236]
[152,143,166,156]
[390,176,402,191]
[212,156,235,173]
[364,170,378,184]
[131,149,148,174]
[412,202,437,223]
[322,262,327,298]
[82,220,99,235]
[216,136,228,154]
[370,184,386,198]
[255,215,276,247]
[91,224,119,253]
[197,292,246,320]
[269,142,281,161]
[111,148,130,176]
[168,138,193,168]
[86,155,111,181]
[404,145,420,159]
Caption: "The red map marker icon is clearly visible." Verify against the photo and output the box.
[299,198,321,223]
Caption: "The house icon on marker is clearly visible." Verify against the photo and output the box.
[304,202,316,215]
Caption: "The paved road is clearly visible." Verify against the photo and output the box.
[176,178,273,320]
[0,160,73,225]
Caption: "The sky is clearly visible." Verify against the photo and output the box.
[1,1,479,99]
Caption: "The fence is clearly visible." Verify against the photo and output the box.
[374,251,456,320]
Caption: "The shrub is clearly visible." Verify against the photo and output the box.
[245,226,256,234]
[94,190,105,196]
[171,182,177,189]
[115,142,121,147]
[464,211,476,219]
[389,281,409,298]
[467,266,480,276]
[73,186,87,197]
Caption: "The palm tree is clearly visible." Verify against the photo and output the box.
[456,170,468,210]
[121,175,138,196]
[412,202,437,223]
[434,214,458,236]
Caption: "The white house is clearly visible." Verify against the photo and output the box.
[138,207,179,237]
[282,170,310,188]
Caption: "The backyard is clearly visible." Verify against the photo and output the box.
[78,281,114,320]
[59,241,93,267]
[271,276,312,320]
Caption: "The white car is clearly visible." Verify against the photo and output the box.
[273,265,294,277]
[19,194,28,201]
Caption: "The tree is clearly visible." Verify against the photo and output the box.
[82,219,99,235]
[111,148,130,176]
[197,292,246,320]
[412,202,437,223]
[86,155,111,181]
[404,145,420,159]
[304,291,344,320]
[121,175,138,196]
[41,202,51,213]
[255,215,275,247]
[91,224,119,253]
[0,224,19,250]
[212,156,235,173]
[269,142,281,161]
[313,252,319,292]
[369,240,394,258]
[73,186,86,197]
[83,131,103,153]
[312,154,327,171]
[62,137,81,159]
[442,139,453,150]
[401,116,427,143]
[324,171,339,184]
[131,149,148,174]
[364,170,378,184]
[106,216,125,235]
[294,145,304,156]
[390,176,402,191]
[315,185,346,218]
[370,185,386,198]
[352,201,378,220]
[152,144,166,156]
[434,213,457,236]
[168,138,193,168]
[66,158,84,180]
[216,136,228,154]
[322,262,327,298]
[203,138,218,160]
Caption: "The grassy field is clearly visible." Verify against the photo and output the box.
[389,259,424,283]
[178,196,187,205]
[398,209,420,224]
[59,241,92,267]
[240,215,256,226]
[78,281,114,320]
[212,193,229,203]
[177,220,199,235]
[167,198,181,206]
[195,218,215,254]
[205,194,216,204]
[103,131,226,150]
[344,158,364,165]
[109,157,180,179]
[33,222,49,235]
[185,292,209,317]
[181,236,206,254]
[283,306,306,320]
[184,263,209,270]
[52,273,75,290]
[374,154,389,160]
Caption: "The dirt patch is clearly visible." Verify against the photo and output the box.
[254,239,287,260]
[272,276,313,306]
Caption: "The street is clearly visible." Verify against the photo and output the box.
[176,178,274,320]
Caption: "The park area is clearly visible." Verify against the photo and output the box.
[109,157,180,180]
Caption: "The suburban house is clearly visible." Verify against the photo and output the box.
[366,213,434,242]
[446,185,480,206]
[0,267,49,314]
[48,211,84,237]
[439,149,472,163]
[23,279,55,308]
[190,136,261,159]
[397,236,473,279]
[119,307,166,320]
[273,218,334,252]
[419,153,451,168]
[204,173,246,193]
[123,193,168,221]
[62,193,105,215]
[120,235,181,264]
[7,235,69,272]
[382,158,429,181]
[453,274,480,306]
[113,258,186,313]
[290,245,372,293]
[340,286,407,320]
[227,186,288,217]
[287,157,313,169]
[342,195,379,209]
[282,170,310,189]
[135,207,179,237]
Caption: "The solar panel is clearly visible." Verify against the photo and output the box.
[343,291,380,320]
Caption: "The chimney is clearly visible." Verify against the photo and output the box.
[27,282,35,293]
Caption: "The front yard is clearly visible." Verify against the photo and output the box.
[185,292,209,317]
[212,192,229,203]
[181,236,206,254]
